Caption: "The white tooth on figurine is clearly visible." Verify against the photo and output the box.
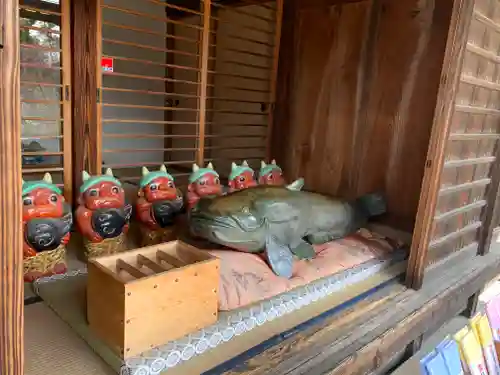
[142,166,150,176]
[82,171,91,181]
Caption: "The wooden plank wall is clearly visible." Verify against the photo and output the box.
[407,0,500,287]
[271,0,454,232]
[0,0,24,373]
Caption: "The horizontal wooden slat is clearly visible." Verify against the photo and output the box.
[22,167,64,173]
[461,74,500,93]
[449,132,500,140]
[19,5,62,16]
[429,222,482,248]
[20,43,61,52]
[443,156,496,168]
[102,160,196,168]
[102,55,199,72]
[434,200,486,222]
[103,147,197,153]
[455,104,500,116]
[439,178,491,195]
[102,5,204,31]
[102,38,202,59]
[20,24,60,35]
[102,21,200,44]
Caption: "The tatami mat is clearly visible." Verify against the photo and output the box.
[25,302,115,375]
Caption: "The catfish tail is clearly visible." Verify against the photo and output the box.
[355,192,387,218]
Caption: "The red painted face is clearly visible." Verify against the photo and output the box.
[189,174,223,197]
[229,171,257,191]
[259,170,285,186]
[80,181,125,210]
[23,188,65,222]
[143,177,178,202]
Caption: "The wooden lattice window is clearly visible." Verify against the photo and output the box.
[19,0,72,200]
[96,0,282,185]
[425,0,500,267]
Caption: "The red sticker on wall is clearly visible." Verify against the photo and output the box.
[101,57,114,72]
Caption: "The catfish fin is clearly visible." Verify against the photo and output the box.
[286,178,304,191]
[307,232,339,244]
[291,238,315,259]
[265,234,294,279]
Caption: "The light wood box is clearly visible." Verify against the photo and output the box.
[86,240,220,358]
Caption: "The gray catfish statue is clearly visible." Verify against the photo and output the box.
[189,180,387,279]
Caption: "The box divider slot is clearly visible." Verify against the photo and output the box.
[116,259,147,279]
[156,250,185,268]
[137,254,170,273]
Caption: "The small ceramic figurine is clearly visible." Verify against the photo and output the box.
[187,162,223,210]
[76,169,132,258]
[136,165,184,246]
[228,160,257,193]
[22,173,72,282]
[259,160,286,186]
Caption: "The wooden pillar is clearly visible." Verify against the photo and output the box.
[0,0,24,374]
[72,0,99,201]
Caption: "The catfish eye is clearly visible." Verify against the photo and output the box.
[214,177,220,185]
[89,189,98,197]
[239,176,245,182]
[199,180,206,186]
[23,197,33,206]
[267,174,273,180]
[149,184,157,191]
[167,181,174,188]
[111,186,120,194]
[50,194,58,203]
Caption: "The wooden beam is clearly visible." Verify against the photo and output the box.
[71,0,99,200]
[0,0,24,374]
[405,0,475,289]
[196,0,211,165]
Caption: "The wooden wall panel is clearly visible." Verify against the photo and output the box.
[0,0,24,373]
[272,0,453,231]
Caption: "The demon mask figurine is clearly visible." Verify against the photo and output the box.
[22,173,72,281]
[228,160,257,193]
[258,160,286,186]
[76,169,132,245]
[186,162,223,210]
[136,165,184,230]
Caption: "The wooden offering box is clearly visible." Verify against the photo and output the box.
[87,241,220,358]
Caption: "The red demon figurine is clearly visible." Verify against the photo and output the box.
[76,169,132,245]
[23,173,72,281]
[136,165,184,230]
[228,160,257,193]
[258,160,286,186]
[187,162,223,210]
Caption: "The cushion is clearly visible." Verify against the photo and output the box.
[211,228,403,311]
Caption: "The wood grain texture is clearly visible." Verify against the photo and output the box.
[61,0,72,202]
[71,0,99,200]
[0,0,24,373]
[406,0,474,288]
[271,0,452,233]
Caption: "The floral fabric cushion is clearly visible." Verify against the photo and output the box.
[210,228,402,311]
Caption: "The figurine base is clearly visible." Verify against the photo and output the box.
[83,233,126,260]
[139,225,178,247]
[23,245,67,282]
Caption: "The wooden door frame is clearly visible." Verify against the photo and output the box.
[405,0,474,289]
[0,0,24,374]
